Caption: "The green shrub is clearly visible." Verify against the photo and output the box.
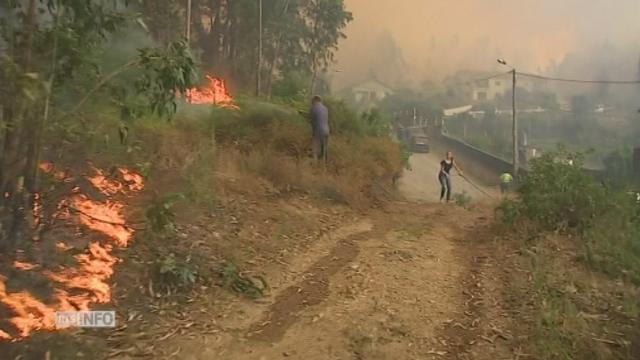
[501,146,640,282]
[453,191,472,209]
[156,253,198,290]
[517,148,607,232]
[145,193,185,234]
[496,198,521,225]
[218,262,267,299]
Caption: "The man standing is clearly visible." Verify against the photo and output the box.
[500,172,514,195]
[309,95,330,164]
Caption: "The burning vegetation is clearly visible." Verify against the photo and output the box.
[0,163,144,341]
[185,75,237,108]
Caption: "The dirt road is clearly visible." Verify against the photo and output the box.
[150,156,506,360]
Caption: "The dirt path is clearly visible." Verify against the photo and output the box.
[153,157,506,360]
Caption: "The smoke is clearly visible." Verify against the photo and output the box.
[333,0,640,90]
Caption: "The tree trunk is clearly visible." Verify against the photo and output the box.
[310,60,318,95]
[0,0,38,250]
[266,39,281,98]
[26,4,62,195]
[266,0,290,98]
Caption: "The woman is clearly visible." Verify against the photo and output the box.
[439,151,463,203]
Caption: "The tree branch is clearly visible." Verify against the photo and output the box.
[67,59,140,116]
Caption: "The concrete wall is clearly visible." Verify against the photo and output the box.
[432,130,606,185]
[429,133,518,186]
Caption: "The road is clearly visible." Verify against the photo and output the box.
[146,154,508,359]
[399,152,498,203]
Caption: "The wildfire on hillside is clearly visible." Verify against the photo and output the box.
[0,163,144,340]
[185,75,238,108]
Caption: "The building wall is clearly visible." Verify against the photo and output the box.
[472,77,535,102]
[351,82,392,103]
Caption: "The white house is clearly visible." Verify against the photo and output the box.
[341,78,394,107]
[472,77,536,102]
[472,78,509,102]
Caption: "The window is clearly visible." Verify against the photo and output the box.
[476,92,487,101]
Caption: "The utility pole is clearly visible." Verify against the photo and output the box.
[186,0,192,42]
[511,69,519,179]
[498,58,519,178]
[257,0,263,97]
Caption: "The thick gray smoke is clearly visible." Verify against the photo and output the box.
[333,0,640,90]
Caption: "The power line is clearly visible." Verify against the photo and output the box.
[518,72,640,85]
[445,71,511,88]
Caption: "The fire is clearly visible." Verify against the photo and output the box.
[45,242,119,304]
[70,195,131,247]
[119,168,144,192]
[13,261,38,271]
[0,164,144,340]
[56,242,72,251]
[33,192,43,228]
[88,169,124,196]
[0,277,57,337]
[185,75,237,107]
[39,161,67,181]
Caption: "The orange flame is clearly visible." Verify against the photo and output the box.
[56,242,73,251]
[88,169,124,196]
[13,261,38,271]
[33,192,43,228]
[39,161,67,181]
[89,168,144,196]
[45,242,119,304]
[0,164,144,340]
[119,168,144,192]
[71,195,131,247]
[0,277,57,337]
[185,75,237,107]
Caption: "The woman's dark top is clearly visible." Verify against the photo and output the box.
[440,159,454,175]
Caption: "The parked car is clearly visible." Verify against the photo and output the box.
[411,135,430,153]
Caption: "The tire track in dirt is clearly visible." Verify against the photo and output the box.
[248,230,370,342]
[435,208,514,360]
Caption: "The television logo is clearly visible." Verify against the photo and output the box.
[56,311,117,329]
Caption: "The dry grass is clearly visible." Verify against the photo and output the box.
[497,226,640,360]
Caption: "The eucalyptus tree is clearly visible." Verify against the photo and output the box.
[0,0,197,248]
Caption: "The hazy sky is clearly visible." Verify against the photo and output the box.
[333,0,640,89]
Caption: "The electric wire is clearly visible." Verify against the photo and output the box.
[517,72,640,85]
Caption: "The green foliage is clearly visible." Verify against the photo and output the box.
[210,97,404,206]
[496,198,521,225]
[582,192,640,282]
[500,146,640,282]
[517,148,606,232]
[218,262,267,299]
[157,253,198,289]
[140,0,352,90]
[322,97,392,137]
[322,97,362,135]
[145,193,185,234]
[134,40,197,118]
[0,0,198,246]
[453,191,472,209]
[602,147,633,187]
[379,88,442,124]
[360,108,391,137]
[272,70,311,99]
